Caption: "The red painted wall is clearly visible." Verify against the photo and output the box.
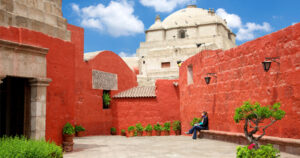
[0,26,76,144]
[112,79,180,135]
[67,25,138,136]
[0,25,138,144]
[179,23,300,139]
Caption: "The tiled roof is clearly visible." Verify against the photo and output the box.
[113,86,156,98]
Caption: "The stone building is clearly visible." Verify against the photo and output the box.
[126,5,236,86]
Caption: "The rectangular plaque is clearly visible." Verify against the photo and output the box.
[92,70,118,90]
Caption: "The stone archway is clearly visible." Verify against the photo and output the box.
[0,39,51,139]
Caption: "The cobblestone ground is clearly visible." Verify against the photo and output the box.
[64,136,299,158]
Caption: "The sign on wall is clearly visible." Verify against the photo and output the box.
[92,70,118,90]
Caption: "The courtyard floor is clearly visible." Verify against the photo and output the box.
[64,136,299,158]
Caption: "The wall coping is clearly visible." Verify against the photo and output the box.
[0,39,49,55]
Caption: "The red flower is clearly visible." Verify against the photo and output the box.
[248,143,255,150]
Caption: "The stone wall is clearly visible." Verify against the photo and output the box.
[112,80,180,135]
[179,23,300,139]
[0,0,70,40]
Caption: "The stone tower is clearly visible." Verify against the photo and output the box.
[0,0,70,40]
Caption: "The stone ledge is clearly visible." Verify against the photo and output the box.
[200,130,300,155]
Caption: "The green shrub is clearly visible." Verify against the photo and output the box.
[0,136,62,158]
[75,125,85,132]
[128,126,135,132]
[144,124,153,131]
[237,144,280,158]
[172,120,181,131]
[103,93,111,106]
[121,129,126,133]
[134,131,137,136]
[234,101,285,147]
[63,122,75,135]
[190,117,202,126]
[135,123,144,132]
[111,127,116,132]
[153,123,163,131]
[163,122,171,131]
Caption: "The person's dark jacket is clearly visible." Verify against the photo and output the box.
[201,116,209,130]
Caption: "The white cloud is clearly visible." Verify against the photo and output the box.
[292,22,298,25]
[139,0,193,12]
[71,1,144,37]
[216,8,241,28]
[119,51,136,57]
[216,8,272,41]
[71,3,80,14]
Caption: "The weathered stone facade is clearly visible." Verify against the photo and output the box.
[0,0,70,40]
[133,5,236,86]
[92,70,118,90]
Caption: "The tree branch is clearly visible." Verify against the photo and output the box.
[256,120,277,141]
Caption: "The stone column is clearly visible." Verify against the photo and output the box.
[29,78,51,140]
[0,75,6,84]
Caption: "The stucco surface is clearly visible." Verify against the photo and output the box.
[179,23,300,139]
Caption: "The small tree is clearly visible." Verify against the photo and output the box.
[234,101,285,149]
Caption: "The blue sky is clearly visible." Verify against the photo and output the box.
[62,0,299,56]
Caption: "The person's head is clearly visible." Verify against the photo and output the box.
[202,111,207,117]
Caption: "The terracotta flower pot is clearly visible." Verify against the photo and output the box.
[164,130,170,136]
[146,131,152,136]
[175,130,181,135]
[128,131,134,137]
[63,141,74,152]
[111,131,117,135]
[137,131,143,136]
[63,134,74,142]
[121,132,126,136]
[155,130,161,136]
[76,131,84,137]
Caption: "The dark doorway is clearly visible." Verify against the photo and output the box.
[0,77,31,137]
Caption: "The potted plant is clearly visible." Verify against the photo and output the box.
[135,123,144,136]
[190,117,202,127]
[75,125,85,137]
[62,122,75,152]
[163,122,171,136]
[172,120,181,135]
[111,127,117,135]
[121,129,126,136]
[144,124,153,136]
[103,93,111,108]
[127,126,135,137]
[154,123,163,136]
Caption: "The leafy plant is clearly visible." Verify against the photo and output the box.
[75,125,85,132]
[103,93,111,106]
[111,127,116,132]
[237,144,280,158]
[128,126,135,132]
[0,136,63,158]
[134,131,137,136]
[136,123,144,132]
[190,117,202,126]
[121,129,126,134]
[153,123,163,131]
[144,124,153,132]
[172,120,181,131]
[163,122,171,131]
[234,101,285,148]
[63,122,75,135]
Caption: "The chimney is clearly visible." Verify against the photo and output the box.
[155,15,161,22]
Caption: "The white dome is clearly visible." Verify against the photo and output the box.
[148,6,228,30]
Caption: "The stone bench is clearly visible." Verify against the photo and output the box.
[197,130,300,155]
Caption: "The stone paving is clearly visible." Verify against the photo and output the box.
[64,136,299,158]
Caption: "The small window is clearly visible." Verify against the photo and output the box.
[103,90,111,109]
[161,62,170,68]
[187,65,193,85]
[228,32,231,40]
[178,30,186,39]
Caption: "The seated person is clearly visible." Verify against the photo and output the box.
[185,111,209,139]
